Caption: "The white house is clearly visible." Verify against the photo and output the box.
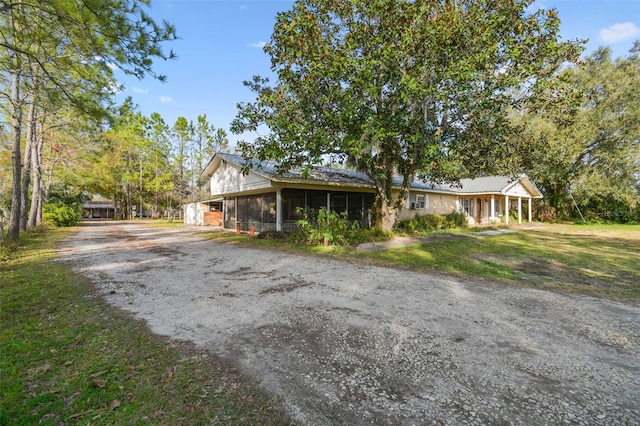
[185,152,543,231]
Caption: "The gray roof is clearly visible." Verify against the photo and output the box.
[207,152,541,197]
[458,176,519,193]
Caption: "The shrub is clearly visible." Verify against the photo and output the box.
[395,211,467,235]
[446,211,467,227]
[296,207,361,246]
[534,204,556,223]
[43,203,81,227]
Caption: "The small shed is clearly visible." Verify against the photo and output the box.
[83,201,116,219]
[184,199,223,226]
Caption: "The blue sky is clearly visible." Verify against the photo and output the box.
[116,0,640,148]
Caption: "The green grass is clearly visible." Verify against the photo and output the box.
[200,223,640,301]
[359,224,640,300]
[0,228,292,425]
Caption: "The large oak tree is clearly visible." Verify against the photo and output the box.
[232,0,583,232]
[515,44,640,220]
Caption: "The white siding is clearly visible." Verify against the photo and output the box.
[209,161,272,195]
[505,181,530,197]
[184,202,207,225]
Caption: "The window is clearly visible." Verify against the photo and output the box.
[409,193,426,209]
[461,198,474,216]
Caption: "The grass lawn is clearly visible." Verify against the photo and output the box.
[354,224,640,300]
[204,223,640,302]
[0,228,292,425]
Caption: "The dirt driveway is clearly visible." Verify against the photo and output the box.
[58,221,640,425]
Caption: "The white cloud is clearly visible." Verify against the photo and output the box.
[132,86,149,94]
[250,40,267,49]
[159,96,173,104]
[599,22,640,43]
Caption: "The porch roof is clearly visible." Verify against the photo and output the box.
[458,175,543,198]
[83,201,115,209]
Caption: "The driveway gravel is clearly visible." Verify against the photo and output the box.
[58,221,640,425]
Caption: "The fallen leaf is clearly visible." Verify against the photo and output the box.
[110,399,121,410]
[90,370,108,378]
[163,366,176,382]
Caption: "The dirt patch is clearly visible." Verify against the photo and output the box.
[58,222,640,425]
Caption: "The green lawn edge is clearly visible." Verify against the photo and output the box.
[195,223,640,302]
[0,227,293,425]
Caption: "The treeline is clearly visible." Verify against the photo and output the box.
[0,0,176,240]
[81,111,229,220]
[515,45,640,223]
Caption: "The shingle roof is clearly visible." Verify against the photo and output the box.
[209,153,541,197]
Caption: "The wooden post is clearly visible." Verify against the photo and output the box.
[518,197,522,224]
[505,195,510,225]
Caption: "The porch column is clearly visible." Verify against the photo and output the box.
[327,192,331,212]
[528,197,532,222]
[505,195,510,225]
[276,190,282,231]
[517,197,522,224]
[490,195,495,223]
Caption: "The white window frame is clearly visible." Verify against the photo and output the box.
[460,197,474,216]
[409,193,427,209]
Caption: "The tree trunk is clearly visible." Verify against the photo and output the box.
[372,168,411,233]
[20,101,36,231]
[373,178,405,233]
[7,70,22,240]
[374,196,398,233]
[28,128,44,227]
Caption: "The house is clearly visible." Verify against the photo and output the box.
[83,200,116,219]
[184,152,543,231]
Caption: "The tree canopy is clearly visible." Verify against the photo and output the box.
[232,0,583,231]
[83,111,229,220]
[515,44,640,221]
[0,0,176,239]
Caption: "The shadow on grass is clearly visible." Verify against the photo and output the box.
[357,228,640,301]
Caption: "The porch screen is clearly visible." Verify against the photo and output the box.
[225,197,236,221]
[282,189,305,221]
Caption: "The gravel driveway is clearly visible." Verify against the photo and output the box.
[58,221,640,425]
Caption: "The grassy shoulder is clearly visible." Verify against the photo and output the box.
[197,223,640,302]
[0,227,292,425]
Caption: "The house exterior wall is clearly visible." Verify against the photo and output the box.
[209,161,272,195]
[184,202,207,226]
[396,191,458,222]
[426,193,458,215]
